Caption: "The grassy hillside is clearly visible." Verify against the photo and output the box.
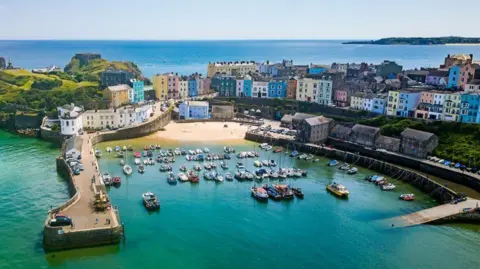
[64,58,143,82]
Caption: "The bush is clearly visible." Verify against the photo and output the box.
[31,78,63,90]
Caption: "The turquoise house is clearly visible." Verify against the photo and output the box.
[129,79,144,104]
[460,93,480,123]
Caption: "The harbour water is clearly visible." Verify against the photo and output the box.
[3,40,480,77]
[2,130,479,268]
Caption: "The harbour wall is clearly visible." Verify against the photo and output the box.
[245,133,458,203]
[173,118,262,125]
[434,210,480,224]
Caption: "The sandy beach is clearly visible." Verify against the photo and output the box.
[147,121,255,142]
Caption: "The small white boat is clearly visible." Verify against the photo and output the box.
[120,159,125,166]
[134,158,141,165]
[254,160,262,167]
[106,147,112,153]
[347,167,358,175]
[178,172,189,182]
[95,149,102,158]
[265,145,272,151]
[123,165,133,175]
[381,183,396,191]
[143,159,148,165]
[216,174,224,182]
[204,147,210,153]
[138,165,146,174]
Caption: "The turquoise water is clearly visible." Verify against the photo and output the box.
[3,40,480,77]
[1,133,480,268]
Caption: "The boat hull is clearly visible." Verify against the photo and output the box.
[326,186,349,198]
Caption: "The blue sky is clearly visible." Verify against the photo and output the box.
[1,0,479,40]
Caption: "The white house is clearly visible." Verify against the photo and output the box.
[82,104,152,130]
[296,78,319,102]
[57,103,83,136]
[465,79,480,92]
[317,79,333,105]
[252,81,268,98]
[179,80,188,100]
[179,101,210,119]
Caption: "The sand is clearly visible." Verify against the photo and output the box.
[148,121,255,142]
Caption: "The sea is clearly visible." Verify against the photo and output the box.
[1,131,480,269]
[2,40,480,77]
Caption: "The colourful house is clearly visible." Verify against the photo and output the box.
[443,92,462,122]
[396,91,421,118]
[460,93,480,123]
[386,91,400,116]
[415,91,434,119]
[167,73,180,99]
[178,101,210,120]
[243,78,252,97]
[211,75,236,97]
[286,78,297,99]
[128,79,144,104]
[350,92,366,110]
[188,78,198,97]
[268,79,287,98]
[334,89,349,107]
[152,74,168,101]
[448,64,474,89]
[372,95,387,114]
[236,79,244,97]
[308,64,329,75]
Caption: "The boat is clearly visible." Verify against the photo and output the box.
[278,169,287,179]
[262,160,269,167]
[155,145,161,149]
[313,159,320,163]
[193,164,201,171]
[263,185,282,200]
[106,147,112,153]
[381,183,396,191]
[326,183,349,198]
[225,172,233,181]
[127,145,133,151]
[123,165,133,175]
[138,165,146,174]
[167,172,177,185]
[204,163,212,170]
[134,152,141,158]
[290,150,298,158]
[327,160,339,167]
[223,154,231,160]
[147,151,153,157]
[144,145,150,151]
[274,184,294,199]
[95,149,102,158]
[254,160,262,167]
[115,152,124,158]
[159,164,171,172]
[122,146,127,151]
[181,150,187,155]
[220,161,228,170]
[196,149,203,154]
[112,177,121,186]
[269,170,279,179]
[215,174,224,182]
[245,171,254,180]
[114,146,121,152]
[179,165,187,172]
[178,172,189,182]
[265,145,272,151]
[174,148,182,155]
[204,172,214,180]
[273,147,283,153]
[134,158,141,165]
[298,154,307,160]
[292,187,304,198]
[305,154,314,160]
[73,167,80,175]
[236,162,245,169]
[251,186,269,201]
[143,159,148,165]
[120,159,125,166]
[142,192,160,210]
[142,151,148,157]
[204,147,210,153]
[347,167,358,175]
[210,162,216,168]
[400,194,415,201]
[259,143,268,149]
[102,173,112,186]
[187,170,200,183]
[269,160,277,167]
[338,163,350,171]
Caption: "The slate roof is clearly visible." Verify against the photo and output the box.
[304,116,331,126]
[400,128,435,141]
[468,79,480,85]
[281,114,293,123]
[428,70,449,77]
[330,125,352,136]
[375,135,400,145]
[292,112,316,123]
[351,124,380,135]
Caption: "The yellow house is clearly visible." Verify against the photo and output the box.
[153,74,168,101]
[105,84,131,108]
[386,90,399,116]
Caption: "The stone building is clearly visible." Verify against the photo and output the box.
[101,70,133,87]
[440,54,473,69]
[211,104,234,120]
[0,57,6,69]
[348,124,380,147]
[280,114,294,128]
[375,135,400,152]
[296,116,333,144]
[291,112,316,129]
[329,125,352,140]
[399,128,438,158]
[376,60,403,78]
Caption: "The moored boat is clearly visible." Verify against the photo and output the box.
[225,172,233,181]
[236,162,244,169]
[327,160,339,167]
[95,149,102,158]
[263,184,282,200]
[338,163,350,171]
[138,165,146,174]
[254,160,262,167]
[114,146,121,152]
[102,173,112,186]
[220,161,228,170]
[187,170,199,183]
[112,177,121,186]
[215,174,224,182]
[106,147,112,153]
[381,183,396,191]
[178,172,189,182]
[292,187,304,198]
[179,164,187,172]
[326,182,349,198]
[167,172,177,185]
[347,167,358,175]
[273,146,283,153]
[274,184,294,199]
[290,150,298,158]
[399,194,415,201]
[120,159,125,166]
[123,164,133,175]
[142,192,160,210]
[204,163,212,170]
[134,158,141,165]
[251,186,269,201]
[193,164,201,171]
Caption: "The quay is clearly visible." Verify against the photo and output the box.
[43,105,172,251]
[245,132,480,226]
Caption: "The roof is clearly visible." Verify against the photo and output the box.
[468,79,480,85]
[62,104,75,111]
[304,116,331,126]
[351,124,380,135]
[352,92,366,98]
[65,136,83,153]
[330,125,352,136]
[187,101,208,107]
[375,135,400,145]
[281,114,293,123]
[292,112,316,122]
[427,70,449,77]
[404,70,430,76]
[108,84,131,92]
[451,54,472,61]
[400,128,435,141]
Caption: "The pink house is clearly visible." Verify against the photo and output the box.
[415,91,434,119]
[167,73,179,99]
[203,78,211,95]
[334,89,349,107]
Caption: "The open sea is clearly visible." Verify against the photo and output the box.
[3,40,480,77]
[1,131,480,269]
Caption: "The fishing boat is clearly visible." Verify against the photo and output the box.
[269,170,279,179]
[167,172,177,185]
[210,162,217,168]
[178,172,189,182]
[338,163,350,171]
[347,167,358,175]
[251,186,269,201]
[326,183,349,198]
[138,165,146,174]
[102,173,112,186]
[179,164,187,172]
[181,150,187,155]
[123,164,133,175]
[273,147,283,153]
[106,147,112,153]
[115,152,124,158]
[254,160,262,167]
[225,172,233,181]
[187,170,200,183]
[220,161,228,170]
[245,171,254,180]
[114,146,121,152]
[278,169,287,179]
[143,159,148,165]
[155,145,161,149]
[263,185,282,200]
[400,194,415,201]
[134,158,141,165]
[223,154,231,160]
[215,174,224,182]
[134,152,141,158]
[290,150,298,158]
[142,192,160,210]
[292,187,304,198]
[269,160,277,167]
[120,159,125,166]
[274,184,294,199]
[174,148,182,155]
[95,149,102,158]
[327,160,339,167]
[204,163,212,170]
[112,177,121,186]
[147,151,153,157]
[236,162,245,169]
[259,143,268,149]
[196,149,203,154]
[142,151,148,157]
[144,145,150,151]
[193,164,201,171]
[381,183,396,191]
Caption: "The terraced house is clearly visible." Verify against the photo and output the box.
[296,78,319,102]
[443,92,462,122]
[460,93,480,123]
[211,74,236,97]
[268,78,287,98]
[386,91,400,116]
[153,74,168,101]
[396,90,421,118]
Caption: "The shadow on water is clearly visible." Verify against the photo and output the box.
[44,244,120,266]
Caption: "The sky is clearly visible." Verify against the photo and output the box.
[1,0,480,40]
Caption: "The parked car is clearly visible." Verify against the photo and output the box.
[49,215,72,227]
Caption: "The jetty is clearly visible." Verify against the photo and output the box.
[392,198,480,227]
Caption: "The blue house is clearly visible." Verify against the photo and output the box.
[396,91,421,118]
[371,95,387,114]
[243,79,252,97]
[308,65,329,75]
[268,80,287,98]
[178,101,210,120]
[447,65,461,89]
[188,79,198,97]
[129,79,144,104]
[460,93,480,123]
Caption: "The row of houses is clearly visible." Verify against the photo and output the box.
[152,73,211,101]
[280,112,438,159]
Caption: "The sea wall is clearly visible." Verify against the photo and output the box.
[40,126,62,144]
[173,118,262,125]
[433,210,480,224]
[245,132,458,203]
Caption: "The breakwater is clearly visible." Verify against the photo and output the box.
[245,132,457,203]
